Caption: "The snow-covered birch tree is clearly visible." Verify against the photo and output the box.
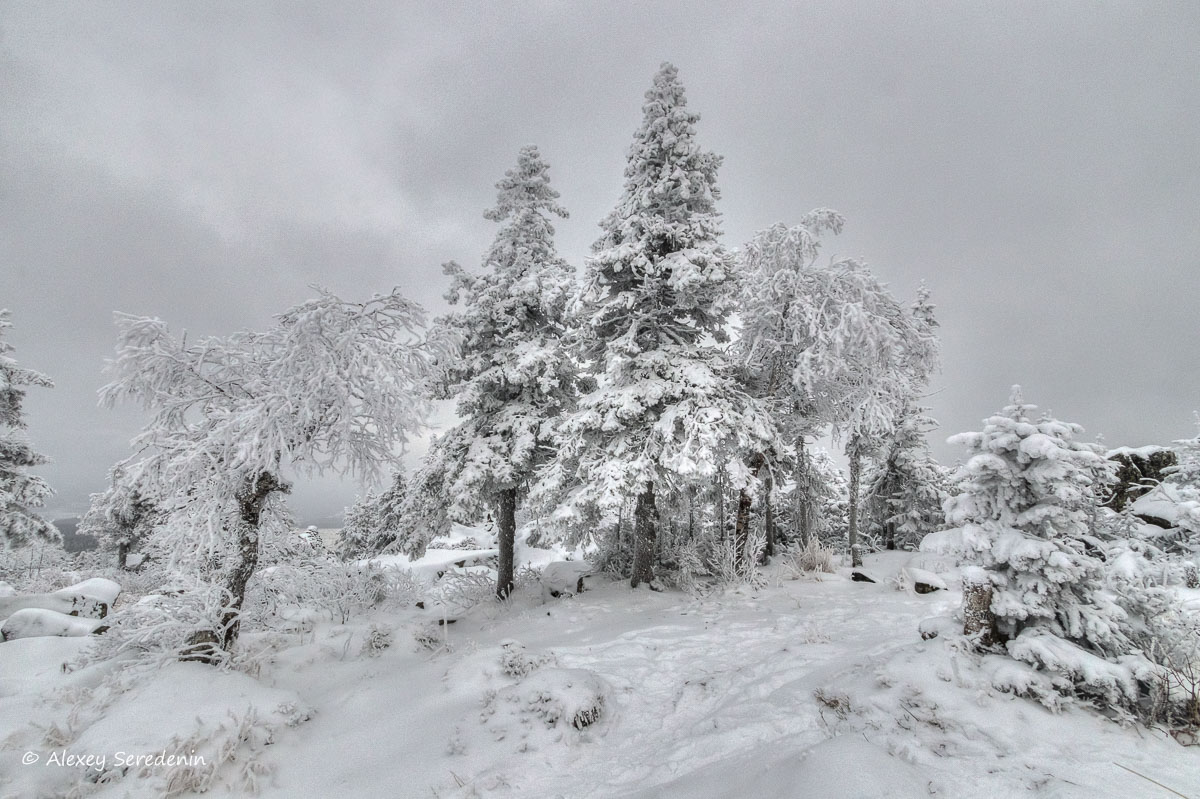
[736,211,846,556]
[0,309,58,549]
[738,223,939,565]
[552,63,770,588]
[100,289,445,662]
[438,144,578,598]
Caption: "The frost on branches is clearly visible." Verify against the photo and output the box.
[738,222,939,566]
[100,289,445,662]
[0,309,58,549]
[438,145,578,598]
[552,63,769,588]
[945,387,1156,709]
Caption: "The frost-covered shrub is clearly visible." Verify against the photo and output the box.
[157,708,276,797]
[782,537,837,577]
[361,624,394,658]
[710,526,767,589]
[435,570,499,614]
[499,640,555,678]
[75,577,236,668]
[246,559,388,626]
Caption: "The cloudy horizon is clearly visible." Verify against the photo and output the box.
[3,1,1198,524]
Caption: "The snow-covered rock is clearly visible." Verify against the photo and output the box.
[540,560,593,601]
[0,577,120,622]
[901,566,947,594]
[1129,482,1184,526]
[62,577,121,606]
[0,608,107,641]
[0,581,16,598]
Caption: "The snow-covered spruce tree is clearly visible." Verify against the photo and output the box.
[337,490,380,561]
[863,404,947,550]
[1165,423,1200,560]
[437,145,577,599]
[0,309,58,549]
[551,63,769,589]
[79,466,161,569]
[945,388,1154,708]
[100,289,445,663]
[335,470,407,560]
[383,430,458,559]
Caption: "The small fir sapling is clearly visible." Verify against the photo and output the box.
[945,387,1161,709]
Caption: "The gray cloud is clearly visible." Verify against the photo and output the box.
[2,1,1198,521]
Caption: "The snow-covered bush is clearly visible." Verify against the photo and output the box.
[247,559,389,627]
[75,578,237,668]
[360,624,394,658]
[782,537,837,578]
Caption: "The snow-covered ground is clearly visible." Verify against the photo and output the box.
[1,551,1196,799]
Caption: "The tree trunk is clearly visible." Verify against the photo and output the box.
[795,438,815,546]
[763,471,776,563]
[848,443,863,568]
[733,452,766,568]
[495,487,517,600]
[182,471,283,664]
[630,483,657,589]
[885,519,897,551]
[116,541,129,570]
[962,569,998,648]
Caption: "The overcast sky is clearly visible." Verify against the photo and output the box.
[3,1,1198,524]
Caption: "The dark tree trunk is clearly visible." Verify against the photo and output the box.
[630,483,657,589]
[733,453,767,568]
[182,471,283,664]
[763,471,776,563]
[496,487,517,600]
[885,520,897,551]
[116,541,129,570]
[848,443,863,568]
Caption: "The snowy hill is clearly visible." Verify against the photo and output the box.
[1,551,1196,799]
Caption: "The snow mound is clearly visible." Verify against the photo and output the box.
[900,567,947,593]
[480,667,609,751]
[918,528,962,556]
[1,607,107,641]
